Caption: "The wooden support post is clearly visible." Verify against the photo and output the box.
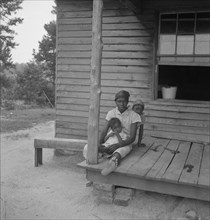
[87,0,103,164]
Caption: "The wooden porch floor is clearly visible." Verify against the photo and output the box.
[78,136,210,201]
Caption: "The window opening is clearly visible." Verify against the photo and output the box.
[158,11,210,64]
[158,65,210,101]
[157,11,210,101]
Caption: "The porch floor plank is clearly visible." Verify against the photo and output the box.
[162,141,191,183]
[179,143,203,185]
[77,136,210,201]
[127,138,170,177]
[116,136,155,174]
[198,144,210,187]
[146,139,180,180]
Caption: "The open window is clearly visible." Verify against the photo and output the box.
[157,11,210,101]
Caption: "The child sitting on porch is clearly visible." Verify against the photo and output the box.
[99,117,129,156]
[100,117,132,176]
[132,100,146,147]
[83,118,129,161]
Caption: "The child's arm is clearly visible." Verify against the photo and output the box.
[104,132,115,142]
[137,124,144,147]
[99,121,110,144]
[137,113,146,147]
[114,132,124,145]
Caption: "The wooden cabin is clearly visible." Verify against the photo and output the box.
[55,0,210,201]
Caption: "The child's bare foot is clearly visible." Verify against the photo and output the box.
[101,160,116,176]
[101,156,118,176]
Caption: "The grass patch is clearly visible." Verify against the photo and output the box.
[1,107,55,133]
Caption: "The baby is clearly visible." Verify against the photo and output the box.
[100,117,133,176]
[99,117,128,155]
[83,117,129,161]
[132,100,146,147]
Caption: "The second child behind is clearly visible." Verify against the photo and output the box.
[132,99,146,147]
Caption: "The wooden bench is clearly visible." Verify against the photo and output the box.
[34,138,87,167]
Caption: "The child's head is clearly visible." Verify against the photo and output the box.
[132,99,144,115]
[109,118,122,133]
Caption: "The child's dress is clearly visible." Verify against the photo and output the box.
[103,130,131,158]
[103,130,127,147]
[83,130,132,160]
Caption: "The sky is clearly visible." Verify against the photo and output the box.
[11,0,56,63]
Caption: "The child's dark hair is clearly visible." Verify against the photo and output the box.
[108,117,121,129]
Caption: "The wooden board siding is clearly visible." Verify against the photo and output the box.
[141,0,210,143]
[144,100,210,143]
[56,0,154,139]
[56,0,210,143]
[143,0,210,10]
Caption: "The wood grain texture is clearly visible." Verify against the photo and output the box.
[198,144,210,187]
[116,136,156,174]
[56,0,210,143]
[87,0,103,164]
[145,130,209,144]
[179,143,204,185]
[146,140,180,180]
[127,138,170,177]
[162,142,191,183]
[83,169,210,201]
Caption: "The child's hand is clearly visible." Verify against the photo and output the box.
[104,132,116,142]
[106,132,115,138]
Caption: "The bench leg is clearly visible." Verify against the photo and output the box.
[35,148,43,167]
[38,148,43,165]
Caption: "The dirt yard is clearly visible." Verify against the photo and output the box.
[1,119,210,219]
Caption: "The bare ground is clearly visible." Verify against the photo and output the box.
[1,121,209,220]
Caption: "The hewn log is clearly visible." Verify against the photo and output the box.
[87,0,103,164]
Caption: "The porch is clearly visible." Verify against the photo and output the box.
[78,136,210,201]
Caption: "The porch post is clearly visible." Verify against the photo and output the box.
[87,0,103,164]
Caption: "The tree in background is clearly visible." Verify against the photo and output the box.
[15,62,55,105]
[33,20,56,84]
[0,0,23,105]
[32,4,56,105]
[15,63,43,103]
[1,1,57,108]
[0,0,23,71]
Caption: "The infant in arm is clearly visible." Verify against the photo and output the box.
[99,117,129,154]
